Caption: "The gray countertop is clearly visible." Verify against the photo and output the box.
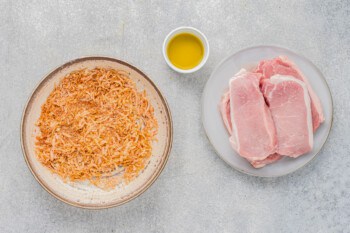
[1,1,349,232]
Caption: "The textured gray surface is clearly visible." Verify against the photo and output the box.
[0,0,349,232]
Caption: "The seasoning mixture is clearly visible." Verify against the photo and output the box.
[35,68,158,190]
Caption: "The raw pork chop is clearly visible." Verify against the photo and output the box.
[220,90,281,168]
[256,56,324,131]
[229,70,277,161]
[261,75,313,157]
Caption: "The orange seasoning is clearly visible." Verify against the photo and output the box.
[35,68,158,190]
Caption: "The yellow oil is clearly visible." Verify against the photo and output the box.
[167,33,204,70]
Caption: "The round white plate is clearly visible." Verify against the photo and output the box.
[202,45,333,177]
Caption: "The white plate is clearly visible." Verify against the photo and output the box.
[202,45,333,177]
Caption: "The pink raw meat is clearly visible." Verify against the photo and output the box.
[219,69,249,135]
[220,89,281,168]
[228,70,277,161]
[256,56,324,131]
[261,75,313,157]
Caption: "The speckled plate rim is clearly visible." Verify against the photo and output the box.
[201,45,333,178]
[21,57,173,209]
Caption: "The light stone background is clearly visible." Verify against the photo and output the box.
[1,0,349,232]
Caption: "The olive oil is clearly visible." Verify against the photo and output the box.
[167,33,204,70]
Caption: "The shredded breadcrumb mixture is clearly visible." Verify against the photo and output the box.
[35,68,158,190]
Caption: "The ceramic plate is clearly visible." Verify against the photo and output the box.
[21,57,173,209]
[202,45,332,177]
